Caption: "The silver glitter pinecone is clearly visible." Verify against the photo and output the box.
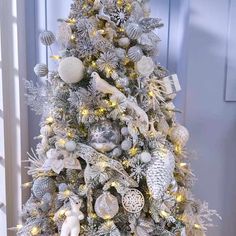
[32,177,56,199]
[146,149,175,200]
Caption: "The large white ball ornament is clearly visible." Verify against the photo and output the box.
[169,124,190,147]
[58,57,85,84]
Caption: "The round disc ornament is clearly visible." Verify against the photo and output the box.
[95,192,119,219]
[122,189,145,213]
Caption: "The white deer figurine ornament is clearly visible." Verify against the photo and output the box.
[61,196,84,236]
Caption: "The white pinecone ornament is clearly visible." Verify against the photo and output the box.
[146,148,175,200]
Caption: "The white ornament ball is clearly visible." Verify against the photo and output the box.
[169,124,190,147]
[58,57,85,84]
[39,30,56,46]
[65,140,77,152]
[121,139,132,151]
[136,56,154,77]
[34,63,48,77]
[140,151,152,163]
[95,192,119,219]
[111,147,122,158]
[118,37,130,48]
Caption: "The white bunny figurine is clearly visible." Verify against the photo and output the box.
[61,196,84,236]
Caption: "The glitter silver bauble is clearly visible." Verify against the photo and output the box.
[121,139,132,151]
[116,77,129,88]
[126,23,143,40]
[146,149,175,200]
[34,63,48,77]
[32,177,56,199]
[115,48,127,60]
[65,140,77,152]
[118,37,130,48]
[128,46,143,62]
[39,30,56,46]
[169,124,189,147]
[95,192,119,219]
[89,121,121,153]
[122,189,145,213]
[140,151,152,163]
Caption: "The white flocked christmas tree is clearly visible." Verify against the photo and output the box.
[18,0,220,235]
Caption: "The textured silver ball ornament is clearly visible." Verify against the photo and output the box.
[34,63,48,77]
[39,30,56,46]
[95,192,119,219]
[115,48,126,60]
[169,124,190,147]
[111,147,122,158]
[115,77,129,88]
[32,177,56,199]
[58,57,85,84]
[65,140,77,152]
[89,121,121,153]
[128,46,143,62]
[126,23,143,40]
[122,189,145,213]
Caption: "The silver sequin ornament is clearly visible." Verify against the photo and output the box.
[34,63,48,77]
[39,30,56,46]
[128,46,143,62]
[146,149,175,200]
[126,23,143,40]
[95,192,119,219]
[32,177,56,199]
[169,124,189,147]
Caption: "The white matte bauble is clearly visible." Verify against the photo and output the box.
[58,57,85,84]
[169,124,190,147]
[65,141,77,152]
[140,151,152,163]
[95,192,119,219]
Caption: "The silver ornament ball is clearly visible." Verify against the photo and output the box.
[118,37,130,48]
[126,23,143,40]
[65,140,77,152]
[34,63,48,77]
[140,151,152,163]
[89,121,121,153]
[40,125,53,137]
[32,177,56,199]
[121,139,132,151]
[39,30,56,46]
[95,192,119,219]
[121,127,129,136]
[128,46,144,62]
